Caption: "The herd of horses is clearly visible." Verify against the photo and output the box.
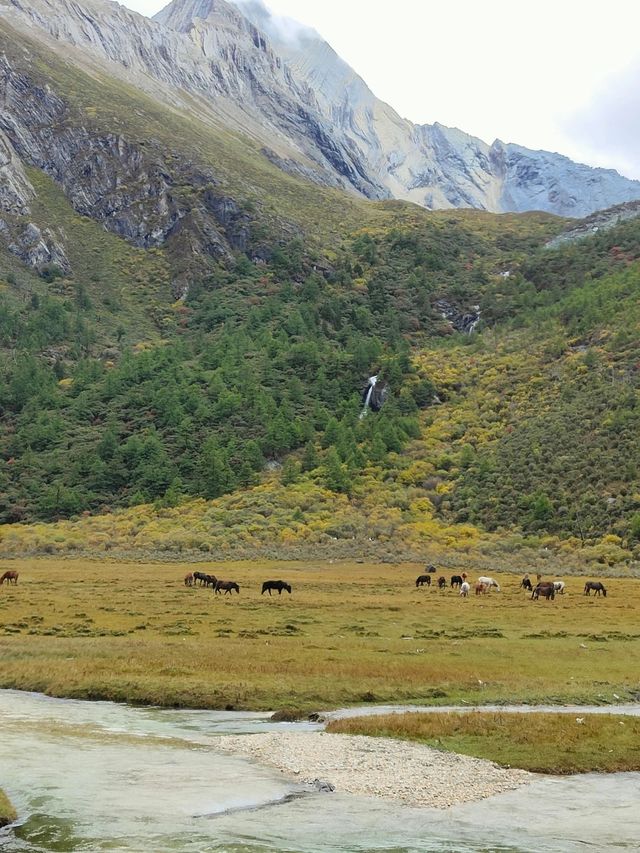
[0,565,608,603]
[183,572,292,596]
[415,569,606,601]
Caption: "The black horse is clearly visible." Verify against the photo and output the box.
[415,574,431,587]
[520,576,533,591]
[193,571,209,586]
[450,575,463,589]
[531,582,555,601]
[215,580,240,595]
[262,580,292,595]
[584,581,607,597]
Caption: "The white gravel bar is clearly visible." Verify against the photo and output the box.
[214,731,534,808]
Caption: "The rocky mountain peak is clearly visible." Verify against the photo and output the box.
[0,0,639,222]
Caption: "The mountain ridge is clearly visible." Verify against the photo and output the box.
[222,0,640,216]
[0,0,638,227]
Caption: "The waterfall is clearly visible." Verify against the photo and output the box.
[359,375,378,419]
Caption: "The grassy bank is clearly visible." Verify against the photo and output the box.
[326,711,640,774]
[0,559,637,711]
[0,789,16,828]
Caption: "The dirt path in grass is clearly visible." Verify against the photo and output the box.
[214,731,533,808]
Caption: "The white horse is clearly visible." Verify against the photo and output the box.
[553,581,565,595]
[459,581,470,597]
[477,576,500,592]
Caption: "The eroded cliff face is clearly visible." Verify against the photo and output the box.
[0,124,69,272]
[0,45,256,280]
[0,0,384,199]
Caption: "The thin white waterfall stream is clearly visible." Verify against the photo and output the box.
[359,374,377,419]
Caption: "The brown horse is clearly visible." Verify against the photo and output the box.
[584,581,607,597]
[215,580,240,595]
[437,576,447,589]
[531,582,555,601]
[262,580,292,595]
[474,582,487,595]
[0,570,18,585]
[184,573,194,587]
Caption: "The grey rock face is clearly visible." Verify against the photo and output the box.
[0,0,638,246]
[493,142,640,217]
[0,48,253,265]
[0,126,70,271]
[0,128,34,215]
[545,199,640,248]
[10,221,69,271]
[233,0,640,216]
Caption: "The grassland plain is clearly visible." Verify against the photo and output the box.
[326,711,640,774]
[0,559,637,711]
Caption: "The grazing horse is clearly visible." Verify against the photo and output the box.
[215,580,240,595]
[531,582,555,601]
[475,582,487,595]
[184,573,194,587]
[415,574,431,587]
[584,581,607,597]
[437,576,447,590]
[193,571,208,586]
[0,570,18,585]
[450,575,463,589]
[477,576,500,592]
[459,581,470,597]
[553,581,565,595]
[520,575,532,591]
[262,580,292,595]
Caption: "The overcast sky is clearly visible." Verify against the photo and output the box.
[120,0,640,179]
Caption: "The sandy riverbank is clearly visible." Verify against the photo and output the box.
[214,731,534,809]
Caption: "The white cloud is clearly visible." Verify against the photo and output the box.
[234,0,316,45]
[562,60,640,179]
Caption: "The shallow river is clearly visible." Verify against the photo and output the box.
[1,690,639,852]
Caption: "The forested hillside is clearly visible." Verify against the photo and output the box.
[2,182,640,564]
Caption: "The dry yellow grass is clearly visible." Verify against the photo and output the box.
[0,788,16,826]
[0,559,637,710]
[326,711,640,773]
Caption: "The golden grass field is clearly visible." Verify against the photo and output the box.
[0,559,638,712]
[327,711,640,774]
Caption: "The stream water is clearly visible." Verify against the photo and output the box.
[1,690,639,852]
